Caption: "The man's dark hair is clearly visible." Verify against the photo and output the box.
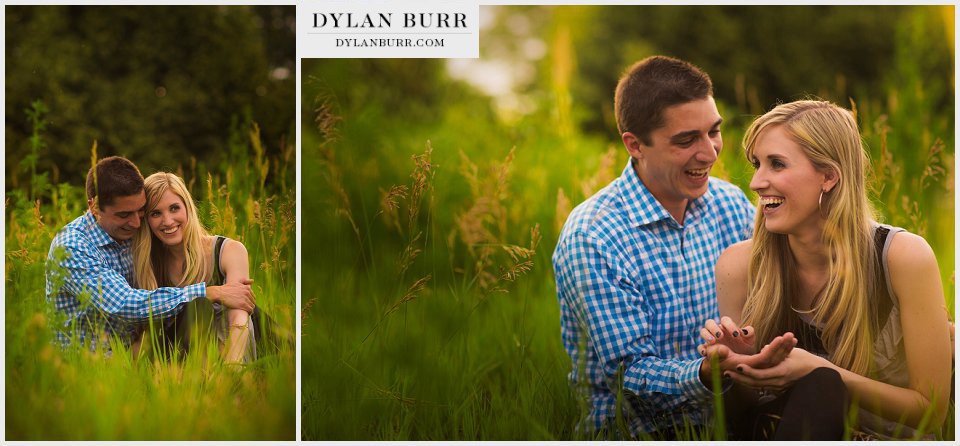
[615,55,713,145]
[85,156,144,209]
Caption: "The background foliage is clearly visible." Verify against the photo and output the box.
[301,5,954,440]
[5,5,295,190]
[5,5,295,440]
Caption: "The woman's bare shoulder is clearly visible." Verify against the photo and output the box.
[718,240,753,270]
[886,231,935,266]
[217,237,250,279]
[885,231,940,300]
[716,240,752,286]
[220,238,249,259]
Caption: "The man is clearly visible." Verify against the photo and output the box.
[553,56,788,438]
[45,156,255,352]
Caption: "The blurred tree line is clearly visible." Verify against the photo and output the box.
[306,6,952,144]
[488,6,953,133]
[5,5,295,190]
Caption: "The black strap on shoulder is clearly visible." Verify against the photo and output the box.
[213,235,226,285]
[874,226,893,332]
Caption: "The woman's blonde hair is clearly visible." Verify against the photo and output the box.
[740,100,882,375]
[133,172,211,290]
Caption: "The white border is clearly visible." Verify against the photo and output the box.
[1,0,957,444]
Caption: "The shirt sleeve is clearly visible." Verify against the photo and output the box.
[554,232,714,411]
[58,238,205,319]
[733,189,756,241]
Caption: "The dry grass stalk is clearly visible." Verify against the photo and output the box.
[459,150,480,197]
[498,224,542,283]
[252,196,277,240]
[384,275,432,316]
[206,173,237,238]
[313,94,363,253]
[872,115,897,197]
[450,148,547,295]
[33,199,44,228]
[580,146,619,198]
[314,94,342,144]
[319,146,362,247]
[398,232,423,277]
[454,197,497,252]
[244,122,272,199]
[370,386,420,408]
[406,143,435,235]
[273,198,294,251]
[301,295,319,336]
[893,139,946,237]
[555,187,572,235]
[919,138,946,192]
[378,184,408,235]
[499,260,534,283]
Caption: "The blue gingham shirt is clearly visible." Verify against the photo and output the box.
[45,211,205,350]
[553,161,754,435]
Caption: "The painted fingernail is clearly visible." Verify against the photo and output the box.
[736,366,743,373]
[716,331,722,338]
[733,331,739,337]
[742,328,749,335]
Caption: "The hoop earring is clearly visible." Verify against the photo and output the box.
[818,189,828,218]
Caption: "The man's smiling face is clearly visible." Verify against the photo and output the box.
[91,192,146,242]
[633,96,723,208]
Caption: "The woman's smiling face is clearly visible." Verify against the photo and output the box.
[749,125,831,235]
[147,189,188,247]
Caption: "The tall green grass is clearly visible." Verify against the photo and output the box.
[301,46,953,439]
[4,104,296,440]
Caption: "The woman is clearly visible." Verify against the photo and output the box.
[133,172,256,364]
[700,100,951,439]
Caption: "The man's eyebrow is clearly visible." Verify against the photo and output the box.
[669,118,723,141]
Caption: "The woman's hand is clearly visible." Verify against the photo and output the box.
[699,332,796,387]
[698,316,756,356]
[725,347,832,393]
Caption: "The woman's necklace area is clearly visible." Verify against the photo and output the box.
[790,303,817,314]
[790,282,827,314]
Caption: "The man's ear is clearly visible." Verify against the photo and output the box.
[822,167,840,193]
[88,198,100,219]
[622,132,645,160]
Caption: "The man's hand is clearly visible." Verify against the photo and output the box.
[699,332,797,387]
[207,278,255,313]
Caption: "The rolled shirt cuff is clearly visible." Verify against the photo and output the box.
[183,282,206,303]
[680,356,715,403]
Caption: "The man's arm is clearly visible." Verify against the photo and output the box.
[57,239,253,317]
[555,232,714,410]
[206,280,256,313]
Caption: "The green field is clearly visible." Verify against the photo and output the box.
[301,6,954,440]
[5,117,297,440]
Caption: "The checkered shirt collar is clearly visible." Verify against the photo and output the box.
[615,160,713,228]
[81,211,127,248]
